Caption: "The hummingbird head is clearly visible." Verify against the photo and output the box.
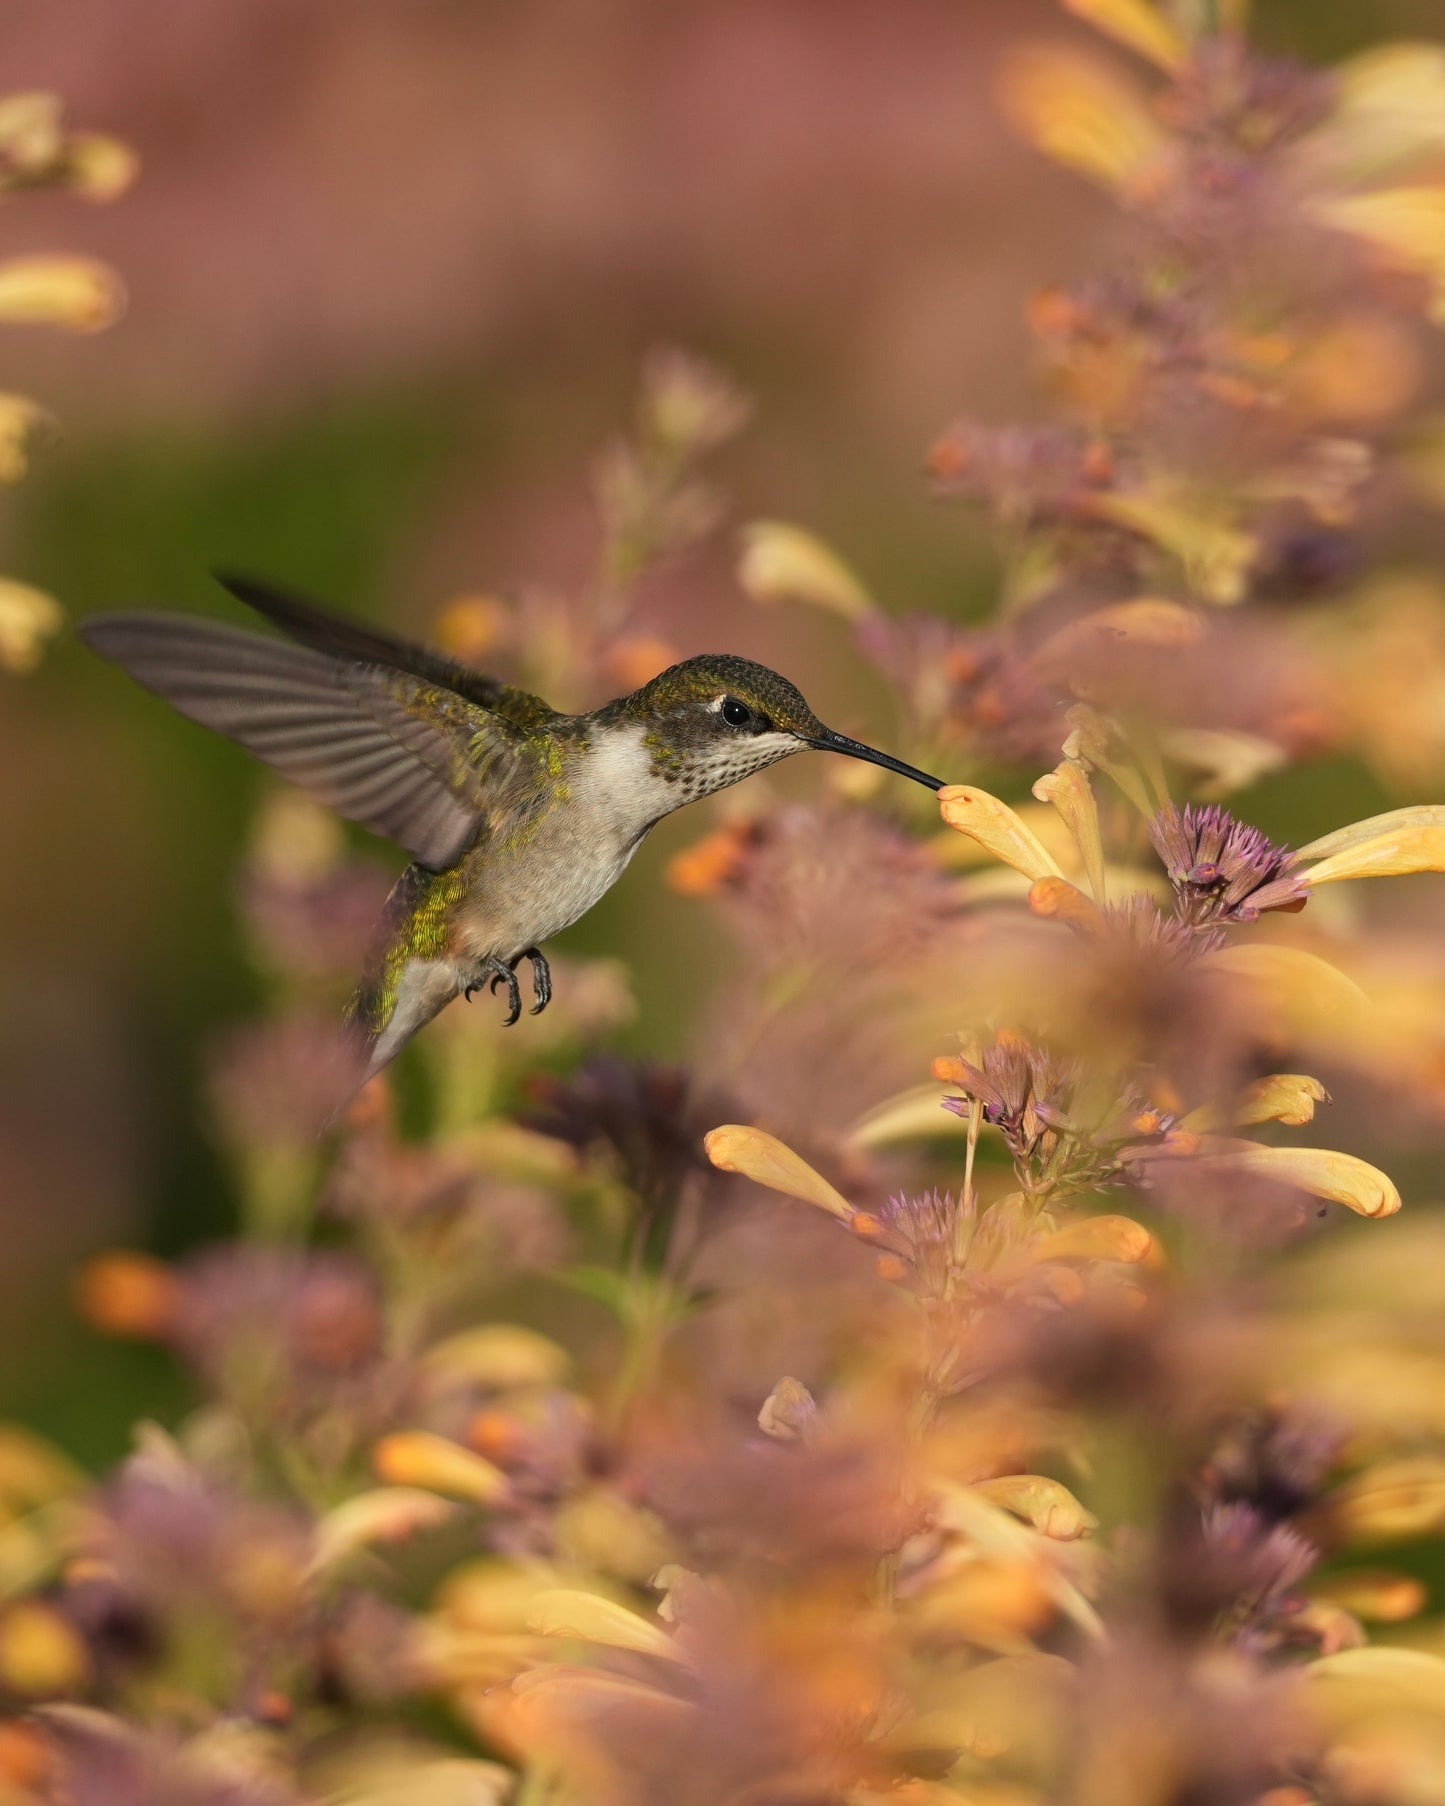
[614,654,945,804]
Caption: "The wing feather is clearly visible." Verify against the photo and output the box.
[214,570,557,731]
[80,613,527,870]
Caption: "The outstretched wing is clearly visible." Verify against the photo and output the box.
[81,611,543,871]
[214,571,557,733]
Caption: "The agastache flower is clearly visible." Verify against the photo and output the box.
[524,1055,735,1215]
[1149,803,1310,925]
[1096,893,1220,962]
[869,1188,963,1297]
[937,1029,1075,1165]
[1161,1501,1320,1645]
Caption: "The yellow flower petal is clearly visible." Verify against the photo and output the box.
[433,1557,567,1633]
[704,1125,855,1222]
[905,1558,1057,1653]
[1316,1457,1445,1542]
[997,44,1169,194]
[1059,0,1190,71]
[1028,875,1108,933]
[1307,1647,1445,1725]
[640,347,750,453]
[1032,759,1107,901]
[1289,1600,1367,1658]
[526,1589,676,1659]
[1333,43,1445,143]
[938,785,1066,883]
[736,521,874,620]
[1297,804,1445,863]
[931,800,1079,872]
[422,1324,571,1391]
[1321,1723,1445,1804]
[1304,822,1445,885]
[554,1489,671,1585]
[1235,1073,1330,1127]
[0,393,52,484]
[935,1486,1106,1641]
[0,1600,89,1697]
[1063,703,1159,816]
[1201,944,1369,1041]
[1221,1145,1400,1218]
[63,133,139,203]
[972,1475,1099,1541]
[0,254,124,332]
[1161,727,1288,797]
[309,1750,513,1806]
[0,93,62,168]
[0,1512,65,1603]
[74,1250,179,1338]
[0,578,62,673]
[0,97,136,201]
[845,1084,964,1150]
[892,1654,1069,1762]
[1086,493,1256,604]
[894,1655,1072,1764]
[1031,1214,1155,1264]
[0,1426,85,1511]
[1310,1569,1427,1623]
[372,1433,509,1505]
[1314,186,1445,270]
[497,1666,690,1765]
[311,1488,458,1574]
[1036,597,1206,671]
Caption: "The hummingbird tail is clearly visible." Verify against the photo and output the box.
[346,863,470,1088]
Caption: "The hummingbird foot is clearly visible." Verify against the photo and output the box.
[464,955,523,1026]
[520,946,552,1015]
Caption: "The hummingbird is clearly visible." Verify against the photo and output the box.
[82,576,946,1086]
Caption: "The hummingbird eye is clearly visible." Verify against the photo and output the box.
[720,696,752,727]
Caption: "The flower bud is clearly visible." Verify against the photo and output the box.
[526,1589,675,1659]
[0,393,52,485]
[704,1125,855,1223]
[0,1601,89,1697]
[373,1433,509,1506]
[738,521,873,620]
[939,785,1065,883]
[0,254,124,331]
[997,44,1168,195]
[75,1251,179,1339]
[1059,0,1189,70]
[0,578,62,673]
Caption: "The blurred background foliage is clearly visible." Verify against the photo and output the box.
[10,4,1445,1801]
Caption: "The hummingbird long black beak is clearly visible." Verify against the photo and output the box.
[806,728,946,792]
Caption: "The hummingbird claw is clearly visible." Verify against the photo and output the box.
[464,957,522,1025]
[521,946,552,1015]
[489,964,523,1026]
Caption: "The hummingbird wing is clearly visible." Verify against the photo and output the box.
[81,612,548,871]
[213,572,556,734]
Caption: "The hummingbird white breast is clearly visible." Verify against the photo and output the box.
[454,721,671,963]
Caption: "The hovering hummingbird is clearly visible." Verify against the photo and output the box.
[83,576,946,1086]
